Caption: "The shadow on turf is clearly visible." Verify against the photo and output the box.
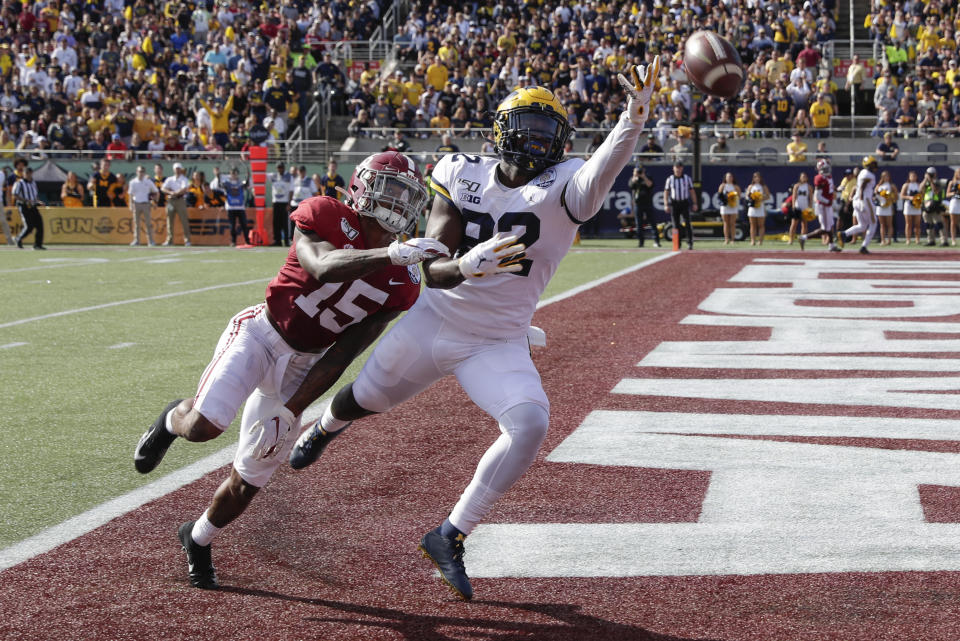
[219,586,719,641]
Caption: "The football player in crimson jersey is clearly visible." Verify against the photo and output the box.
[799,158,841,252]
[133,151,448,590]
[289,59,662,602]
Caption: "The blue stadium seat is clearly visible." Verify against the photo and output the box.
[756,147,779,162]
[927,142,948,162]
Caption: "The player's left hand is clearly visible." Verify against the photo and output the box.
[388,237,450,266]
[250,406,298,460]
[618,56,661,126]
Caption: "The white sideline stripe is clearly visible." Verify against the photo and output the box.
[0,253,673,572]
[0,341,27,349]
[0,279,267,330]
[0,252,190,274]
[535,251,675,309]
[0,402,328,572]
[108,342,136,349]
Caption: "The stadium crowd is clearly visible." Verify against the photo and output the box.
[345,0,840,143]
[865,0,960,138]
[0,0,379,158]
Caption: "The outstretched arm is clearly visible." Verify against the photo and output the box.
[295,228,448,283]
[563,58,661,222]
[284,310,400,416]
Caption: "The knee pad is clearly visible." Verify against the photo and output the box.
[498,402,550,454]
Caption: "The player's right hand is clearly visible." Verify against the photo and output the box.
[617,56,661,126]
[388,237,450,265]
[458,232,526,279]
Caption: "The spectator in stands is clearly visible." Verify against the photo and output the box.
[917,107,937,138]
[936,104,958,137]
[894,96,917,137]
[709,134,730,162]
[381,130,410,153]
[871,107,898,137]
[348,109,372,137]
[791,108,813,138]
[433,133,459,163]
[638,133,664,161]
[846,54,867,114]
[809,93,833,137]
[875,131,900,161]
[786,132,808,162]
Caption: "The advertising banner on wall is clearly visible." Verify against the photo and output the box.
[4,207,273,246]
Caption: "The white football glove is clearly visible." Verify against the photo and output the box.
[458,232,526,279]
[250,406,298,460]
[387,237,450,266]
[617,56,662,127]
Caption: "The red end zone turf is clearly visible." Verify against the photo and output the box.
[3,251,960,641]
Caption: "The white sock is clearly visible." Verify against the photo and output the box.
[320,403,350,433]
[164,408,176,435]
[862,221,877,247]
[190,511,221,546]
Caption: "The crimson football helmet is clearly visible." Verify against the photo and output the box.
[816,158,831,176]
[346,151,428,235]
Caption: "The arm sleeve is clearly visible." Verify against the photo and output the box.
[562,113,643,222]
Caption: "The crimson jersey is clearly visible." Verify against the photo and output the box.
[813,174,835,206]
[265,196,420,351]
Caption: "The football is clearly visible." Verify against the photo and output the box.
[682,30,745,99]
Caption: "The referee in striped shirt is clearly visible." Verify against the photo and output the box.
[13,166,44,250]
[664,161,698,250]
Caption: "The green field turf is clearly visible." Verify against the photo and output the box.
[0,241,654,548]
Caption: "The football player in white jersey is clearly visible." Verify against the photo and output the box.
[289,57,662,601]
[838,155,879,254]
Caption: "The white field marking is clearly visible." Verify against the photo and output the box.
[468,410,960,577]
[0,253,672,572]
[108,342,136,349]
[0,342,27,349]
[535,251,675,309]
[0,252,189,275]
[0,279,267,330]
[146,258,183,264]
[0,401,326,572]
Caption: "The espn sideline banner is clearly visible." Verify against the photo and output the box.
[3,206,274,246]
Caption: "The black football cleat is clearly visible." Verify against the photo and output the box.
[177,521,219,590]
[418,527,473,601]
[288,420,350,470]
[134,399,183,473]
[859,246,870,254]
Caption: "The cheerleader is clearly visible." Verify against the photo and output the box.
[789,172,812,245]
[900,170,922,245]
[745,172,770,246]
[875,171,897,246]
[717,172,741,245]
[946,167,960,246]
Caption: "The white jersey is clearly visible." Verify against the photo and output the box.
[794,182,810,211]
[855,168,876,204]
[426,154,584,339]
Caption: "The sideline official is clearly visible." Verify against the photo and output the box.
[13,166,44,250]
[664,161,698,249]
